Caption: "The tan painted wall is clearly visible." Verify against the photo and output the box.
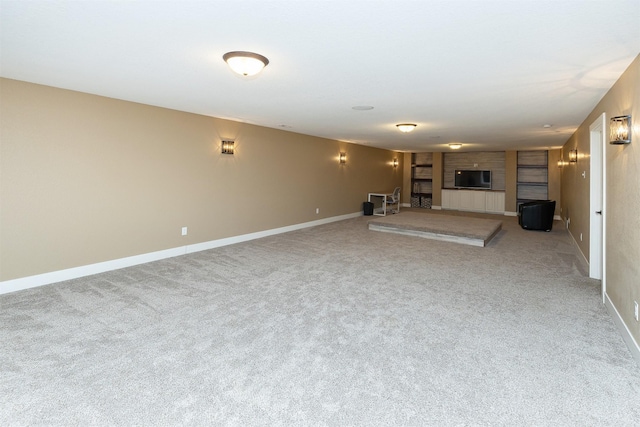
[547,149,561,217]
[504,151,518,213]
[431,152,443,207]
[402,152,412,204]
[560,54,639,345]
[0,78,402,281]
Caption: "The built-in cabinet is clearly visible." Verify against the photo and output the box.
[517,151,548,209]
[442,189,505,214]
[411,152,433,208]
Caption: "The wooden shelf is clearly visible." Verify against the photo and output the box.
[517,151,548,202]
[411,153,434,209]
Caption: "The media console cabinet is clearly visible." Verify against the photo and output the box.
[441,189,505,214]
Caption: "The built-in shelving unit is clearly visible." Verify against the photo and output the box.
[411,152,432,208]
[517,151,548,209]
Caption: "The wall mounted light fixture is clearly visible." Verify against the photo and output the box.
[223,51,269,76]
[569,149,578,163]
[392,158,398,168]
[396,123,417,133]
[339,152,346,164]
[221,140,235,155]
[557,159,564,168]
[610,115,631,144]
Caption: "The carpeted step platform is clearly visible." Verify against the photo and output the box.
[368,211,502,247]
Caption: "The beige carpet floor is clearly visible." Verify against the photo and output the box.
[1,209,639,426]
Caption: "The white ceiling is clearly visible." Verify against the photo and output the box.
[1,0,639,152]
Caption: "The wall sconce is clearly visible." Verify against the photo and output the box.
[392,158,398,168]
[339,152,346,164]
[610,115,631,144]
[221,140,235,155]
[568,149,577,163]
[557,159,564,168]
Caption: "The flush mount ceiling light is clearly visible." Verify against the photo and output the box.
[448,143,462,150]
[223,51,269,76]
[396,123,417,133]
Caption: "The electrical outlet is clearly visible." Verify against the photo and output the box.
[181,227,188,236]
[316,208,319,214]
[634,301,639,322]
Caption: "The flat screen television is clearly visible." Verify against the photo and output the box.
[454,170,492,189]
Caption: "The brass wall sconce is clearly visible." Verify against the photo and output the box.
[221,140,235,155]
[339,152,346,164]
[610,115,631,144]
[568,149,577,163]
[392,158,398,168]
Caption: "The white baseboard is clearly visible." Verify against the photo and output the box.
[554,214,562,221]
[401,202,412,208]
[604,293,640,368]
[431,205,442,210]
[0,211,362,295]
[568,230,590,273]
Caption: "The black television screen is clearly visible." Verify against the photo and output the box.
[455,170,492,189]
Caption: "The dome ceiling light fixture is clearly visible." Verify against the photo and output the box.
[223,51,269,77]
[396,123,417,133]
[448,143,463,150]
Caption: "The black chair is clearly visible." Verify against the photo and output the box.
[518,200,556,231]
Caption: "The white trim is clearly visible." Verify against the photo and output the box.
[568,229,590,274]
[185,212,361,254]
[0,211,362,295]
[431,205,442,210]
[589,113,606,285]
[504,211,518,217]
[401,202,412,208]
[604,293,640,368]
[0,247,186,295]
[554,214,562,221]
